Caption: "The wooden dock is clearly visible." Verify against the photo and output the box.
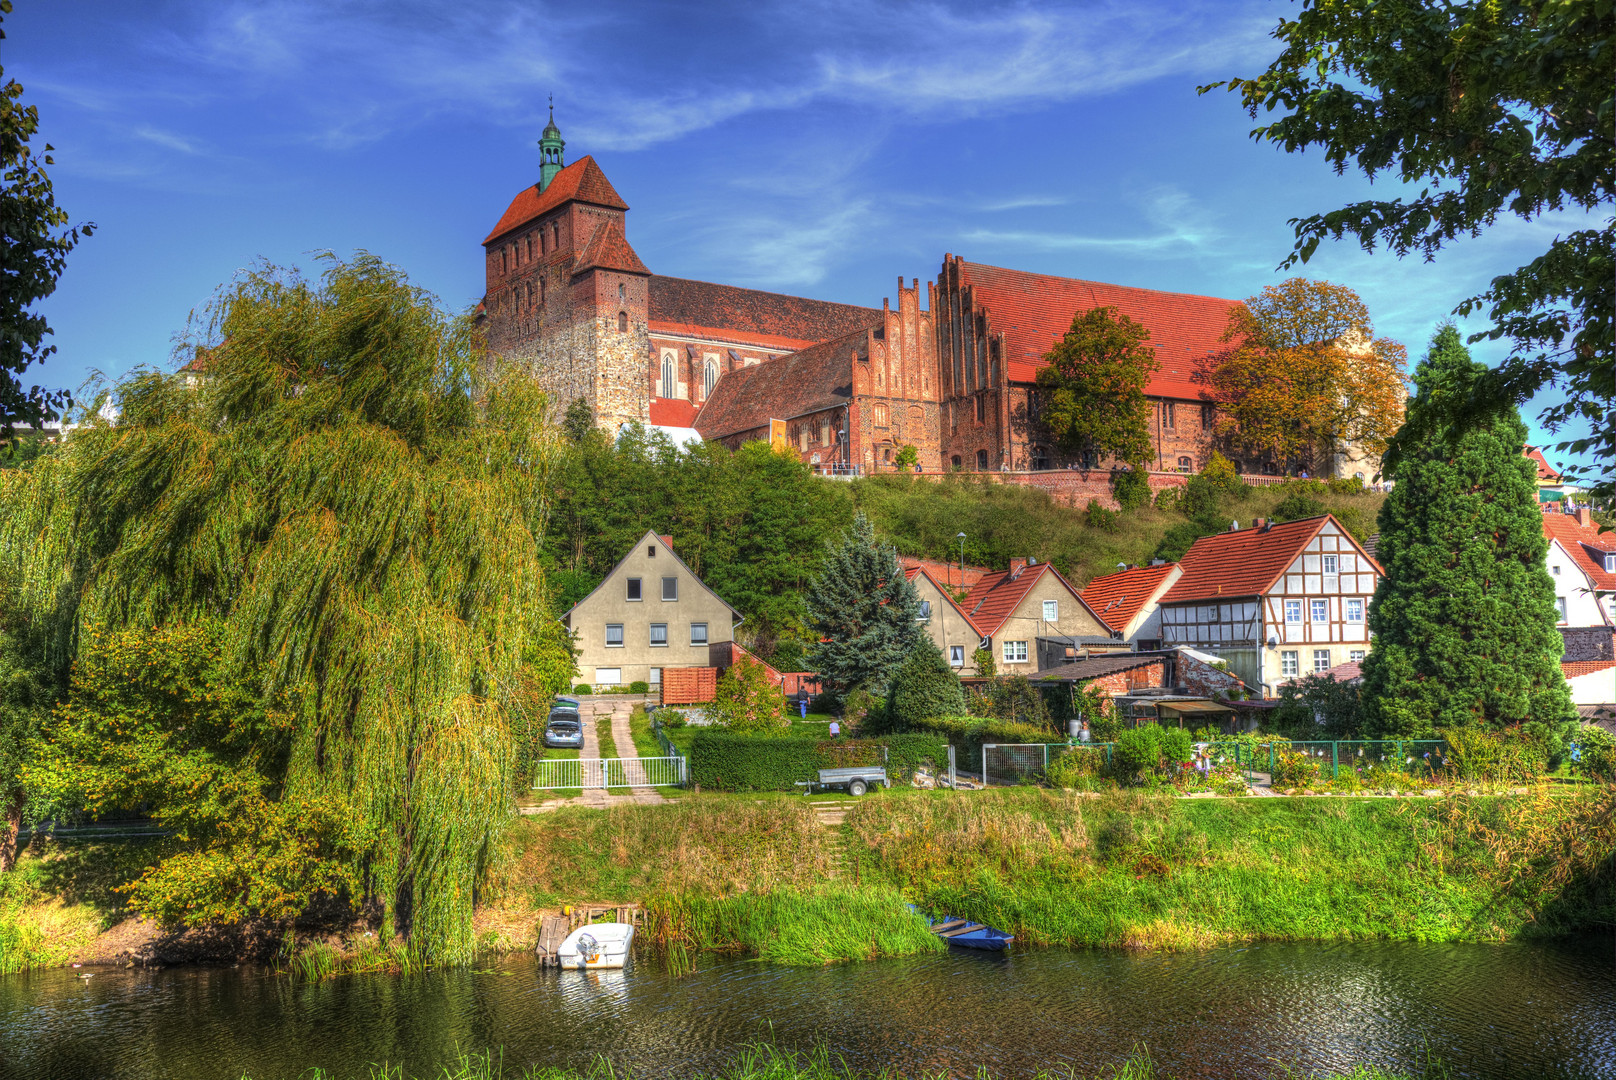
[535,904,644,967]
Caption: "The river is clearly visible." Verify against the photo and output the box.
[2,938,1613,1080]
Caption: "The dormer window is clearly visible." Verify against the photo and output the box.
[1606,553,1616,572]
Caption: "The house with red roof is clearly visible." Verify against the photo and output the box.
[1079,561,1182,649]
[956,558,1113,674]
[904,565,991,676]
[1156,515,1382,694]
[1544,506,1616,631]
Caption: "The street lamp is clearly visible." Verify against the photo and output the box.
[956,532,967,591]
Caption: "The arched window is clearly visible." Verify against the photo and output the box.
[618,282,626,302]
[704,358,718,398]
[540,229,548,255]
[1177,455,1193,473]
[618,311,628,334]
[551,224,560,250]
[976,449,988,471]
[660,354,674,399]
[1164,402,1177,429]
[951,455,962,470]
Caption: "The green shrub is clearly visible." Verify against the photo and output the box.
[657,709,687,728]
[1573,724,1616,781]
[629,680,650,694]
[1152,486,1181,512]
[1110,468,1151,511]
[1112,725,1162,781]
[1083,498,1118,531]
[688,730,946,791]
[894,714,1053,763]
[971,647,996,679]
[1046,745,1108,789]
[1272,488,1326,522]
[573,684,591,695]
[1200,451,1245,497]
[1272,749,1324,787]
[709,658,789,734]
[1160,726,1193,765]
[883,638,966,732]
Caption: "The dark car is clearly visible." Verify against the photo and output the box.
[543,708,584,749]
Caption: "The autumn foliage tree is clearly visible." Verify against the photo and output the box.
[1209,278,1407,474]
[1034,306,1159,467]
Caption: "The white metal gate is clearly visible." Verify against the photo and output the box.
[532,756,687,790]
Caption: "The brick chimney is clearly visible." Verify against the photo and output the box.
[1575,507,1593,527]
[1009,557,1029,578]
[659,534,674,550]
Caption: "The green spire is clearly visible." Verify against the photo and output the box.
[538,96,565,192]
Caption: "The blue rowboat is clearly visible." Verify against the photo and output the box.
[930,915,1014,951]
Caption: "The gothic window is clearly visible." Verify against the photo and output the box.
[951,455,962,470]
[1165,402,1177,429]
[704,357,718,398]
[501,248,508,273]
[873,403,889,427]
[1178,455,1192,473]
[540,229,548,255]
[975,395,984,423]
[1032,446,1049,471]
[538,278,545,304]
[552,224,560,250]
[819,415,830,445]
[976,449,988,471]
[618,311,628,334]
[618,282,626,302]
[1201,404,1214,431]
[660,353,674,399]
[525,236,533,262]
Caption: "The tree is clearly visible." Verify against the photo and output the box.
[893,444,918,471]
[884,637,966,731]
[1204,1,1613,498]
[0,5,95,441]
[0,580,48,872]
[804,513,923,698]
[561,397,594,442]
[1210,279,1407,473]
[1360,326,1572,737]
[1034,307,1159,467]
[1270,672,1363,739]
[707,657,788,734]
[1110,467,1151,511]
[0,254,573,961]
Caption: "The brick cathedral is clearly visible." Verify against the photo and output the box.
[480,113,1317,483]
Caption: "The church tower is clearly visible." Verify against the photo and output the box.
[481,109,651,431]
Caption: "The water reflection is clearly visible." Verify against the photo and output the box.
[1,939,1612,1080]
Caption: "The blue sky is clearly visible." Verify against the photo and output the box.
[13,0,1594,471]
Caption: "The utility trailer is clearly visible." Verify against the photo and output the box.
[797,766,890,797]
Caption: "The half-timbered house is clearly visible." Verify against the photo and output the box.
[1155,515,1382,695]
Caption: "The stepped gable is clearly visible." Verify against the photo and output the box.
[483,155,629,245]
[959,261,1239,400]
[693,329,863,440]
[1160,515,1368,603]
[574,219,649,277]
[649,276,880,350]
[1081,563,1177,633]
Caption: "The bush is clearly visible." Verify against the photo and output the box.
[1199,451,1245,497]
[895,714,1053,763]
[1046,745,1108,789]
[573,684,591,695]
[967,674,1052,730]
[1110,723,1193,784]
[971,647,996,679]
[629,680,650,694]
[688,730,947,791]
[1111,468,1151,511]
[841,686,882,734]
[1152,486,1181,512]
[1084,498,1118,531]
[708,658,789,734]
[1272,750,1324,787]
[1272,488,1326,523]
[884,638,966,732]
[1573,724,1616,781]
[657,709,687,728]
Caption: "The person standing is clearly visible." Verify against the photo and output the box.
[829,718,841,738]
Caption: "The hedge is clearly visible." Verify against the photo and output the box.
[893,715,1056,762]
[689,730,948,792]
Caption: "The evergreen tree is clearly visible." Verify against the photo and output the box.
[804,513,922,698]
[1361,325,1572,737]
[884,636,966,731]
[561,397,594,442]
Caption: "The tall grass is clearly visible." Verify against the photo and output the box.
[643,889,941,965]
[239,1042,1449,1079]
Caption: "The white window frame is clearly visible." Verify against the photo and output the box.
[949,645,964,667]
[1043,600,1059,622]
[594,668,621,686]
[1002,640,1028,663]
[690,622,708,646]
[1555,597,1568,623]
[1313,649,1332,674]
[917,600,932,622]
[605,624,624,648]
[1285,600,1303,624]
[1311,599,1328,623]
[626,577,642,601]
[1280,650,1299,677]
[1322,555,1338,574]
[648,667,662,685]
[1607,553,1616,572]
[1349,650,1365,663]
[660,352,675,398]
[662,576,678,601]
[649,623,668,647]
[1345,599,1364,622]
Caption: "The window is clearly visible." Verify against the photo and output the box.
[660,353,674,398]
[646,545,656,558]
[873,402,889,427]
[690,622,708,645]
[976,449,988,471]
[1311,599,1328,622]
[1280,650,1298,677]
[1002,640,1028,663]
[501,248,508,273]
[883,446,893,463]
[951,454,962,470]
[1349,650,1365,663]
[1323,555,1338,574]
[1314,649,1332,673]
[618,311,628,334]
[626,577,642,601]
[1177,456,1192,473]
[975,395,985,423]
[649,623,668,647]
[605,624,624,647]
[1285,600,1303,624]
[1164,402,1176,429]
[1607,553,1616,572]
[662,577,678,601]
[1201,404,1214,431]
[704,358,718,399]
[1345,599,1364,622]
[1552,564,1562,576]
[950,645,965,667]
[595,667,621,686]
[649,667,662,685]
[1043,600,1058,622]
[618,283,626,302]
[918,600,932,622]
[551,224,559,249]
[820,415,831,445]
[1032,446,1049,471]
[1556,597,1568,622]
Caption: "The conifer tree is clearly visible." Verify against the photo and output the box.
[804,513,922,699]
[884,636,966,731]
[1361,325,1571,737]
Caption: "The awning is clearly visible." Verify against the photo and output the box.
[1154,699,1235,714]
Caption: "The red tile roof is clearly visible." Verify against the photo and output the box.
[958,261,1238,401]
[484,156,629,245]
[648,398,698,427]
[1543,512,1616,591]
[575,219,649,277]
[899,555,990,591]
[1525,446,1564,483]
[649,277,879,352]
[1564,660,1616,678]
[1081,563,1178,633]
[1160,515,1377,604]
[1323,660,1363,682]
[905,565,985,636]
[960,561,1098,637]
[693,327,864,440]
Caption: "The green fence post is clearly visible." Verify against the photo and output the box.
[1332,741,1338,780]
[1268,743,1274,777]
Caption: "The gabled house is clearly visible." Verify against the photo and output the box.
[1079,562,1183,650]
[958,558,1112,674]
[1155,515,1382,695]
[1543,507,1616,629]
[563,530,743,689]
[905,565,990,676]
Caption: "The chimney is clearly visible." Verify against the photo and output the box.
[1009,557,1029,577]
[1575,507,1593,527]
[1253,518,1266,530]
[659,534,674,550]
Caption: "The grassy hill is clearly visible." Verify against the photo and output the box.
[847,473,1386,586]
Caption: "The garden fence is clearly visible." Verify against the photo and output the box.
[1205,739,1449,784]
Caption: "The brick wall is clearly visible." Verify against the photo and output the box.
[1086,659,1169,694]
[1175,649,1248,697]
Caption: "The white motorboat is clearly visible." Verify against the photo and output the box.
[555,922,635,969]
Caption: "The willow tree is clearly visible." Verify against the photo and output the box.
[0,254,573,961]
